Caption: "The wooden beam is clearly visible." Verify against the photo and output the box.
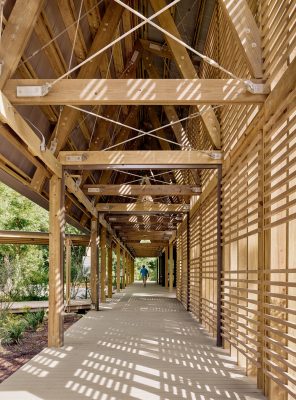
[48,175,64,348]
[219,0,263,78]
[97,203,189,213]
[83,184,201,196]
[0,92,62,177]
[64,174,97,217]
[6,79,267,105]
[90,218,99,310]
[149,0,221,148]
[0,0,44,89]
[50,2,125,154]
[0,230,89,245]
[139,39,173,59]
[59,150,222,169]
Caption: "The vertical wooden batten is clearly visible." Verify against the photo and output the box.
[90,217,99,310]
[116,242,121,292]
[169,242,174,292]
[65,238,71,308]
[48,175,65,348]
[100,225,107,303]
[108,243,113,298]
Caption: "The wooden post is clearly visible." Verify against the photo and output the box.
[90,217,99,310]
[100,225,107,302]
[122,250,126,288]
[65,238,71,307]
[116,242,120,292]
[108,243,113,298]
[169,242,174,292]
[165,246,169,288]
[48,175,64,348]
[132,258,134,283]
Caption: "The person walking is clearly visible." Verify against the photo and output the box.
[140,265,149,287]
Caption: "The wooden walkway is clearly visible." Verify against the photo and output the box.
[0,283,266,400]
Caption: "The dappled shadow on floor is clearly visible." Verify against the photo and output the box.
[0,283,265,400]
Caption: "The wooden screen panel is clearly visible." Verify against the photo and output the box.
[201,187,217,336]
[189,207,202,321]
[263,90,296,399]
[222,128,262,376]
[181,218,188,309]
[176,219,188,309]
[176,225,182,303]
[261,0,295,89]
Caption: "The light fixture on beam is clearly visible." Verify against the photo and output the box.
[190,186,200,194]
[209,152,223,160]
[16,85,50,97]
[65,154,87,162]
[88,188,101,193]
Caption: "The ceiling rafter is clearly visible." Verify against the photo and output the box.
[0,0,44,89]
[149,0,221,149]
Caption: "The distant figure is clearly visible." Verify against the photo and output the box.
[140,265,149,287]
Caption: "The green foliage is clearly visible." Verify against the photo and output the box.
[0,315,28,344]
[24,310,45,331]
[0,182,85,302]
[135,257,157,280]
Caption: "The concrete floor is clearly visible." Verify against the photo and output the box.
[0,282,266,400]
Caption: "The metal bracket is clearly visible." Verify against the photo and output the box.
[244,80,269,94]
[17,83,50,97]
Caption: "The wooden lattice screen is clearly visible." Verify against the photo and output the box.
[176,0,295,398]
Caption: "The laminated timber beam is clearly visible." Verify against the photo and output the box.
[59,150,223,169]
[219,0,263,78]
[0,0,44,89]
[0,231,90,246]
[149,0,221,149]
[5,79,267,105]
[96,203,189,214]
[83,184,201,196]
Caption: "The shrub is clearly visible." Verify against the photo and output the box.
[0,316,27,344]
[24,310,45,331]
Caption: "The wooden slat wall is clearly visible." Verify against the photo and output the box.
[222,131,263,376]
[176,0,296,399]
[176,218,188,309]
[189,207,201,321]
[201,188,218,336]
[263,90,296,399]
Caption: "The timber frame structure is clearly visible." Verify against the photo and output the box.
[0,0,295,398]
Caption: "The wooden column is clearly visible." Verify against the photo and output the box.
[108,243,113,298]
[90,218,99,310]
[100,226,107,302]
[116,242,121,292]
[127,254,130,285]
[48,175,64,348]
[122,250,126,288]
[65,238,71,307]
[165,246,169,288]
[169,242,174,292]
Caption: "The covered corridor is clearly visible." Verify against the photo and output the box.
[0,282,265,400]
